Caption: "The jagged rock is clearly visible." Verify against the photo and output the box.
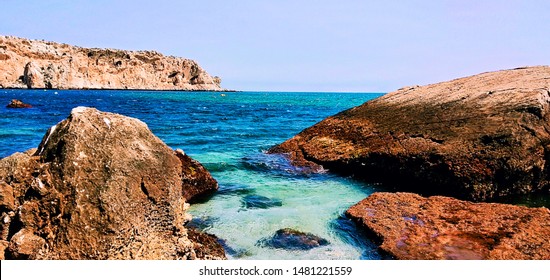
[0,35,224,91]
[270,66,550,201]
[6,99,32,108]
[257,228,329,250]
[346,192,550,260]
[0,107,223,259]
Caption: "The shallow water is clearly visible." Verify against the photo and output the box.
[0,89,384,259]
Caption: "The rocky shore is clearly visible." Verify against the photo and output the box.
[346,192,550,260]
[0,35,223,91]
[0,107,224,259]
[270,66,550,259]
[270,66,550,201]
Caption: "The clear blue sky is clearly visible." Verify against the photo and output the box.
[1,0,549,92]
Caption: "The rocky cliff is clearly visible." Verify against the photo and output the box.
[346,192,550,260]
[270,66,550,201]
[0,35,223,91]
[0,107,223,259]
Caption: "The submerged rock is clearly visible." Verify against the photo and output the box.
[257,228,329,250]
[6,99,32,108]
[346,192,550,260]
[0,35,224,91]
[241,194,283,209]
[0,107,223,259]
[270,66,550,201]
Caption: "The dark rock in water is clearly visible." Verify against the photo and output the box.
[6,99,32,108]
[216,238,249,258]
[270,66,550,201]
[257,228,329,250]
[217,183,255,196]
[329,215,388,260]
[346,192,550,260]
[185,216,218,231]
[242,152,323,177]
[0,107,223,260]
[242,194,282,209]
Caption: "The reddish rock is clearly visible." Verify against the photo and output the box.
[270,66,550,201]
[6,99,32,108]
[346,192,550,260]
[0,107,223,259]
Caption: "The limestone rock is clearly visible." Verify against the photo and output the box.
[346,192,550,259]
[0,107,223,259]
[0,35,224,91]
[270,66,550,201]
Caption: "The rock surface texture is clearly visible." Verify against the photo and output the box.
[346,192,550,260]
[0,35,223,91]
[270,66,550,201]
[0,107,223,259]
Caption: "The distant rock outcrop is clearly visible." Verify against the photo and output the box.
[270,66,550,201]
[0,35,224,91]
[346,192,550,259]
[0,107,223,259]
[6,99,31,108]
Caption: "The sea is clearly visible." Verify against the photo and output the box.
[0,89,385,260]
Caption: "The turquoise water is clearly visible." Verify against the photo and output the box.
[0,89,384,259]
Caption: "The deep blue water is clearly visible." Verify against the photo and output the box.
[0,89,384,259]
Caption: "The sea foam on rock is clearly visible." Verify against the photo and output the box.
[0,107,223,259]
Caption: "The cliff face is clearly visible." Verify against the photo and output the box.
[0,107,223,259]
[270,66,550,201]
[0,35,223,91]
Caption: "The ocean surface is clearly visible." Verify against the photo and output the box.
[0,89,385,260]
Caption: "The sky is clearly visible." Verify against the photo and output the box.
[1,0,549,92]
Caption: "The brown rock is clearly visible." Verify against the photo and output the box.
[270,66,550,201]
[0,35,225,91]
[346,192,550,260]
[6,99,32,108]
[0,107,223,259]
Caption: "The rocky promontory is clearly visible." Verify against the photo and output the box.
[346,192,550,259]
[0,35,223,91]
[0,107,223,259]
[270,66,550,201]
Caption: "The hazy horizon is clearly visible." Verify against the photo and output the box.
[1,0,549,92]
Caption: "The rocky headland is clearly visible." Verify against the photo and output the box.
[346,192,550,260]
[0,107,223,259]
[0,35,223,91]
[270,66,550,201]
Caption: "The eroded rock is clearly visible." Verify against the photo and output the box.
[0,35,224,91]
[346,192,550,260]
[270,66,550,201]
[0,107,223,259]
